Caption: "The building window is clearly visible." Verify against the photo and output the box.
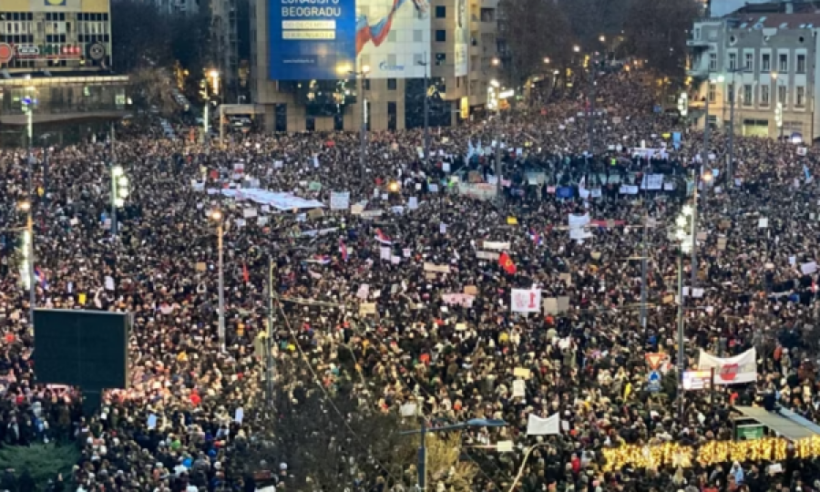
[778,85,787,105]
[435,30,446,42]
[435,53,446,66]
[796,86,805,107]
[762,53,770,72]
[744,52,753,72]
[363,79,370,91]
[708,83,716,103]
[779,53,788,72]
[387,78,397,90]
[709,52,717,71]
[743,84,752,105]
[797,54,806,74]
[275,104,287,132]
[387,101,397,131]
[728,52,737,70]
[306,115,315,131]
[365,101,371,131]
[727,83,735,103]
[761,84,769,106]
[435,5,446,18]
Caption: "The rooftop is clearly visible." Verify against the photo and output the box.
[729,12,820,28]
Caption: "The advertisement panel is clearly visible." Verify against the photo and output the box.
[356,0,430,78]
[268,0,358,80]
[269,0,430,80]
[454,0,468,77]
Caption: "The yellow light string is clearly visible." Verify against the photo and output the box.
[601,436,820,472]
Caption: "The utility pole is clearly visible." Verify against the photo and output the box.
[728,82,735,184]
[266,258,276,407]
[676,246,685,415]
[694,95,709,287]
[110,123,117,236]
[421,54,430,170]
[588,55,596,157]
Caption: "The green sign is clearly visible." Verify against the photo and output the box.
[308,181,322,192]
[736,424,765,440]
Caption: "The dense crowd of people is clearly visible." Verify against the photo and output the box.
[0,68,819,492]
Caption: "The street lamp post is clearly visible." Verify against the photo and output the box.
[110,165,129,237]
[401,418,507,492]
[18,201,35,326]
[211,210,226,352]
[675,205,694,415]
[418,54,430,169]
[343,65,371,183]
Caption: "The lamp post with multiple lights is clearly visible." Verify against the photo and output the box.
[210,209,226,352]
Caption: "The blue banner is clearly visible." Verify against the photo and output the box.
[269,0,357,80]
[556,186,575,198]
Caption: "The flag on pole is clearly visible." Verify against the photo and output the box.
[339,238,349,261]
[374,228,392,245]
[242,263,249,283]
[34,266,48,290]
[499,252,517,275]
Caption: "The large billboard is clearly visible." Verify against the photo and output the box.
[268,0,358,80]
[454,0,468,77]
[269,0,430,80]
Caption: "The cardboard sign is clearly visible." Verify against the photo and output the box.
[424,263,451,274]
[196,262,207,272]
[359,302,377,315]
[464,285,478,295]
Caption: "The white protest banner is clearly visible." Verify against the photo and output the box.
[758,218,769,228]
[641,174,664,190]
[408,196,419,210]
[357,284,370,300]
[457,183,497,200]
[590,188,602,198]
[619,185,639,195]
[512,380,526,398]
[476,250,500,261]
[441,293,475,308]
[482,241,511,251]
[330,192,350,210]
[380,247,391,261]
[424,263,451,274]
[526,413,560,436]
[801,261,817,275]
[511,288,542,313]
[360,209,384,219]
[697,348,757,385]
[359,302,377,315]
[568,213,590,229]
[243,208,258,218]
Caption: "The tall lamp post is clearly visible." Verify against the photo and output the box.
[690,169,712,287]
[772,72,785,140]
[341,65,371,182]
[418,54,430,169]
[675,204,694,415]
[401,418,507,492]
[210,209,226,352]
[18,201,35,326]
[110,165,129,237]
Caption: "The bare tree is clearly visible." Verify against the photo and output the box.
[623,0,699,79]
[498,0,573,86]
[128,68,177,115]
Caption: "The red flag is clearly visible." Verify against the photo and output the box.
[242,263,249,283]
[499,252,516,275]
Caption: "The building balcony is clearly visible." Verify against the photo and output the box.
[687,65,709,78]
[686,36,710,49]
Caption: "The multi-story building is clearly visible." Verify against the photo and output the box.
[688,2,820,140]
[248,0,498,132]
[0,0,128,144]
[150,0,202,16]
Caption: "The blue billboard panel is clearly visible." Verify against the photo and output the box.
[269,0,358,80]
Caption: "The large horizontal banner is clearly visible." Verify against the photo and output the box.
[697,348,757,385]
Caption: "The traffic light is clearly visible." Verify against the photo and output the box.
[775,102,783,129]
[677,93,688,117]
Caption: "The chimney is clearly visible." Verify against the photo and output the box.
[784,0,794,14]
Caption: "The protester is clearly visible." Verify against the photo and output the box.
[0,67,818,492]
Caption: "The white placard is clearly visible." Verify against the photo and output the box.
[330,192,351,210]
[511,288,542,313]
[512,379,526,398]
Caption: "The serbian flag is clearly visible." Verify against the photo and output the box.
[339,238,349,262]
[499,252,517,275]
[529,228,542,246]
[242,263,249,283]
[307,255,331,265]
[374,228,392,245]
[34,266,48,289]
